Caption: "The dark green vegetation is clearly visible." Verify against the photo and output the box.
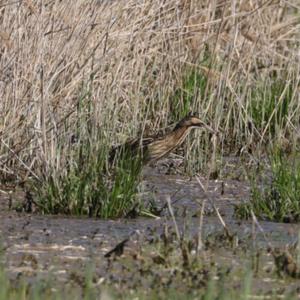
[235,151,300,223]
[33,139,143,218]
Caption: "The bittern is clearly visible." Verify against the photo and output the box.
[110,114,215,166]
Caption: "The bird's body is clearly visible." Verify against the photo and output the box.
[146,125,193,163]
[109,114,214,166]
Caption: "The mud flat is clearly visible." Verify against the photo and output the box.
[1,168,300,298]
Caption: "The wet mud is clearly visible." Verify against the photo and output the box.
[1,164,300,296]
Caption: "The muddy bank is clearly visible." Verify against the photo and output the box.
[0,167,300,296]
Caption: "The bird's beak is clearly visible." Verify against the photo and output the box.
[199,122,218,135]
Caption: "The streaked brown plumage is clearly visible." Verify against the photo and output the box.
[110,114,215,166]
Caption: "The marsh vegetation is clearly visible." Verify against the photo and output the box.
[0,0,300,298]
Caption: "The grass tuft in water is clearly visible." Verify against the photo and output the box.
[235,150,300,222]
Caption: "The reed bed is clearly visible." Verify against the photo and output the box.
[0,0,299,215]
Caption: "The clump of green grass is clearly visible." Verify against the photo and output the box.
[235,150,300,222]
[33,138,143,218]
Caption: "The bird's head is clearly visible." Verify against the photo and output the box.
[174,114,216,133]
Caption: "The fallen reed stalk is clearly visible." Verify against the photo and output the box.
[196,175,232,238]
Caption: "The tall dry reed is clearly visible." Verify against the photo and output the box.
[0,0,299,181]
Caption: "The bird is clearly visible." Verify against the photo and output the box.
[109,114,216,167]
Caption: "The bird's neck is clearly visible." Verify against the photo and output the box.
[171,126,191,146]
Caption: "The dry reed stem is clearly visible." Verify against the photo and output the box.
[250,210,274,254]
[0,0,299,179]
[196,175,231,238]
[196,199,206,254]
[166,195,181,241]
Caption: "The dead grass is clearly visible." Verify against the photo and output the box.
[0,0,299,180]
